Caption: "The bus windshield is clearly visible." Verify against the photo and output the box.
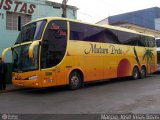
[15,20,47,44]
[12,44,39,72]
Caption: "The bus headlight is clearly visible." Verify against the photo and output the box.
[29,76,38,80]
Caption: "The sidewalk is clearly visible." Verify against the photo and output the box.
[0,84,26,93]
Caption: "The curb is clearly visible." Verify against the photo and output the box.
[0,88,28,93]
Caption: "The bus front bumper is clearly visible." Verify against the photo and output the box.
[12,80,41,88]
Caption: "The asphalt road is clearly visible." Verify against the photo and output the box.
[1,74,160,114]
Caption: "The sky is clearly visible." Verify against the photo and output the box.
[50,0,160,23]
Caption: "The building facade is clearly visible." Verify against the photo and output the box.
[0,0,77,59]
[97,7,160,37]
[97,7,160,30]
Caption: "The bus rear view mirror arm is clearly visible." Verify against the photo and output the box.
[1,47,11,62]
[29,41,40,58]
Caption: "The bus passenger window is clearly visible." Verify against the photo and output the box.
[148,37,155,47]
[70,22,121,44]
[70,22,106,43]
[70,31,84,40]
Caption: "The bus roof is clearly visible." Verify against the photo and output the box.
[25,17,155,38]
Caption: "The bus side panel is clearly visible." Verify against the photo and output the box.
[68,41,105,81]
[68,41,134,82]
[111,44,133,78]
[134,46,157,74]
[67,41,157,84]
[103,53,117,79]
[40,56,75,87]
[55,56,74,86]
[141,47,157,73]
[40,69,57,87]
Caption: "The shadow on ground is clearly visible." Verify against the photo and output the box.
[17,75,152,95]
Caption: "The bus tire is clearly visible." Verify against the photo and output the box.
[140,66,147,79]
[69,71,82,90]
[132,67,139,80]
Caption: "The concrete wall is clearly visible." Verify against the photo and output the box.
[155,18,160,31]
[0,0,77,60]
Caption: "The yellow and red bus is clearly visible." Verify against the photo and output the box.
[2,17,157,89]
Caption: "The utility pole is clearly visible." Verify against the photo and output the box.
[62,0,68,18]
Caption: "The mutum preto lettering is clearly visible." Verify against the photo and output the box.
[110,45,122,54]
[84,43,108,54]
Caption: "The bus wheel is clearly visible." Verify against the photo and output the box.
[140,67,147,79]
[69,71,82,90]
[132,67,139,80]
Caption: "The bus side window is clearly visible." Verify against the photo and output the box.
[116,31,140,46]
[70,21,119,43]
[138,36,148,47]
[127,40,138,46]
[148,37,155,47]
[70,31,84,40]
[103,29,120,44]
[156,39,160,47]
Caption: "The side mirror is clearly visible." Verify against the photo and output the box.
[1,47,11,62]
[29,41,40,58]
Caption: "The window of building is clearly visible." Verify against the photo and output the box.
[18,16,22,31]
[6,12,31,31]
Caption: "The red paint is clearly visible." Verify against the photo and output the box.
[0,0,36,14]
[117,59,131,77]
[20,3,27,13]
[3,0,12,10]
[28,4,36,14]
[14,1,22,12]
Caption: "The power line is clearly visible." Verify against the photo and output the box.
[78,11,99,19]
